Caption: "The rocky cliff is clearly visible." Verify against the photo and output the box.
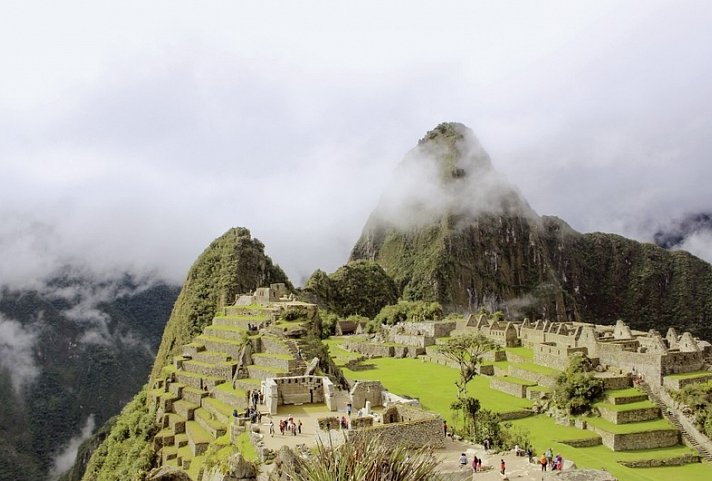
[351,123,712,340]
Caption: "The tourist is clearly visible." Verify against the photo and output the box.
[269,420,274,437]
[346,403,352,416]
[477,457,482,472]
[555,453,563,470]
[540,453,547,472]
[514,443,521,456]
[443,420,448,438]
[545,447,553,469]
[471,456,478,472]
[459,453,468,469]
[298,419,302,434]
[526,445,533,463]
[500,459,506,476]
[484,438,491,450]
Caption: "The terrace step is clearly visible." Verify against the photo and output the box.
[175,370,226,390]
[204,325,249,342]
[164,413,186,435]
[161,445,178,464]
[194,408,227,438]
[252,353,296,371]
[259,334,294,356]
[183,359,237,380]
[182,386,209,405]
[191,350,233,364]
[212,316,269,330]
[233,377,262,392]
[168,382,186,397]
[202,396,233,425]
[175,433,189,448]
[173,399,199,421]
[247,364,289,380]
[213,383,249,409]
[640,382,712,462]
[182,342,206,357]
[196,335,250,358]
[186,421,212,456]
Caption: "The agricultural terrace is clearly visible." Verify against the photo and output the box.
[326,337,712,481]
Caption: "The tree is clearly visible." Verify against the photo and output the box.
[439,334,497,400]
[439,334,497,431]
[553,354,603,415]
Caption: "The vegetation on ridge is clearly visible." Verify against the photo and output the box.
[150,227,291,382]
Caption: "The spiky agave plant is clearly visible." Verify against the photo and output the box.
[288,436,442,481]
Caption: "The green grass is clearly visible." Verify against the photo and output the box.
[323,338,363,366]
[513,362,561,377]
[594,400,658,412]
[505,346,534,360]
[664,371,712,380]
[340,357,531,421]
[235,431,258,462]
[333,354,712,481]
[606,387,646,398]
[252,352,294,360]
[493,375,537,386]
[510,416,709,481]
[585,416,674,434]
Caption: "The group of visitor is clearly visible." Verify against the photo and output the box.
[274,414,302,436]
[249,389,264,408]
[539,447,564,471]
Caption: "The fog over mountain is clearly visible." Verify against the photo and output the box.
[2,2,711,296]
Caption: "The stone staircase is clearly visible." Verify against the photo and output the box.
[149,307,306,479]
[640,381,712,462]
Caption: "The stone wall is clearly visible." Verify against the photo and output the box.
[662,373,712,390]
[599,406,661,424]
[350,381,384,409]
[595,343,662,385]
[588,426,679,450]
[533,343,588,371]
[349,417,445,449]
[598,375,632,391]
[508,365,559,389]
[489,377,531,398]
[392,345,423,358]
[661,352,705,376]
[263,376,337,414]
[347,342,394,358]
[392,334,433,348]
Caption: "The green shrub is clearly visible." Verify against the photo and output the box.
[553,354,603,415]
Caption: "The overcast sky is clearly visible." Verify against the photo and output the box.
[1,0,711,288]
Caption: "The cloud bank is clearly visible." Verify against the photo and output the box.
[0,315,40,393]
[1,0,711,292]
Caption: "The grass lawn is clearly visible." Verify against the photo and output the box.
[514,362,561,377]
[340,357,531,422]
[505,346,534,360]
[511,416,710,481]
[594,400,658,412]
[607,387,646,398]
[664,371,712,380]
[585,416,674,434]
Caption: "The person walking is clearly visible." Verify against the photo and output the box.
[269,420,274,437]
[500,459,506,476]
[540,453,547,472]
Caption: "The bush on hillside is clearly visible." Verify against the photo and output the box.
[553,354,603,415]
[303,261,398,318]
[373,300,443,326]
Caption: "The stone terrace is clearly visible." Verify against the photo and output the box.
[148,304,306,480]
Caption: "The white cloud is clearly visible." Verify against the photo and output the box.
[1,0,711,289]
[0,315,40,393]
[48,414,96,481]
